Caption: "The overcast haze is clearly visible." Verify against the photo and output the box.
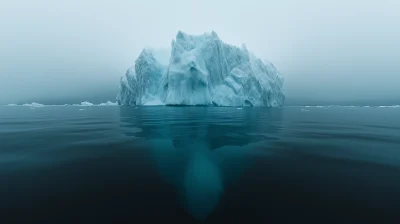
[1,0,399,104]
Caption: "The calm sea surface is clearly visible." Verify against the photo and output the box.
[1,106,400,223]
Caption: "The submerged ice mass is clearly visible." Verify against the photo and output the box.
[117,31,285,107]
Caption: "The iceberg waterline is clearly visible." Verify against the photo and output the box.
[2,103,399,108]
[117,30,285,107]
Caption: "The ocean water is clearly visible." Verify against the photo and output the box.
[1,106,400,223]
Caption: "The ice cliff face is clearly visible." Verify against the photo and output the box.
[117,31,285,107]
[117,49,165,106]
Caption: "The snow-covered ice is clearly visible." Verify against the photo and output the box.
[117,31,285,107]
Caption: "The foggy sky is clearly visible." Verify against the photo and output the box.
[1,0,399,104]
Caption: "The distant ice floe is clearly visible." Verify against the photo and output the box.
[21,102,45,107]
[98,101,118,106]
[291,105,400,109]
[74,101,94,106]
[378,105,400,108]
[73,101,118,106]
[4,101,119,107]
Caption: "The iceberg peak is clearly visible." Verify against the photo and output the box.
[211,30,219,38]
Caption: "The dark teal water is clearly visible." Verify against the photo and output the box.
[1,106,400,223]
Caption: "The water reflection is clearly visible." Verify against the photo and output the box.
[120,106,283,220]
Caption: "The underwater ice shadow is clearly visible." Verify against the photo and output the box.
[119,106,283,220]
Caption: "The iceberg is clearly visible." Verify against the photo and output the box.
[117,30,285,107]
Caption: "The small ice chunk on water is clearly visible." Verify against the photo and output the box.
[98,101,118,106]
[22,102,44,107]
